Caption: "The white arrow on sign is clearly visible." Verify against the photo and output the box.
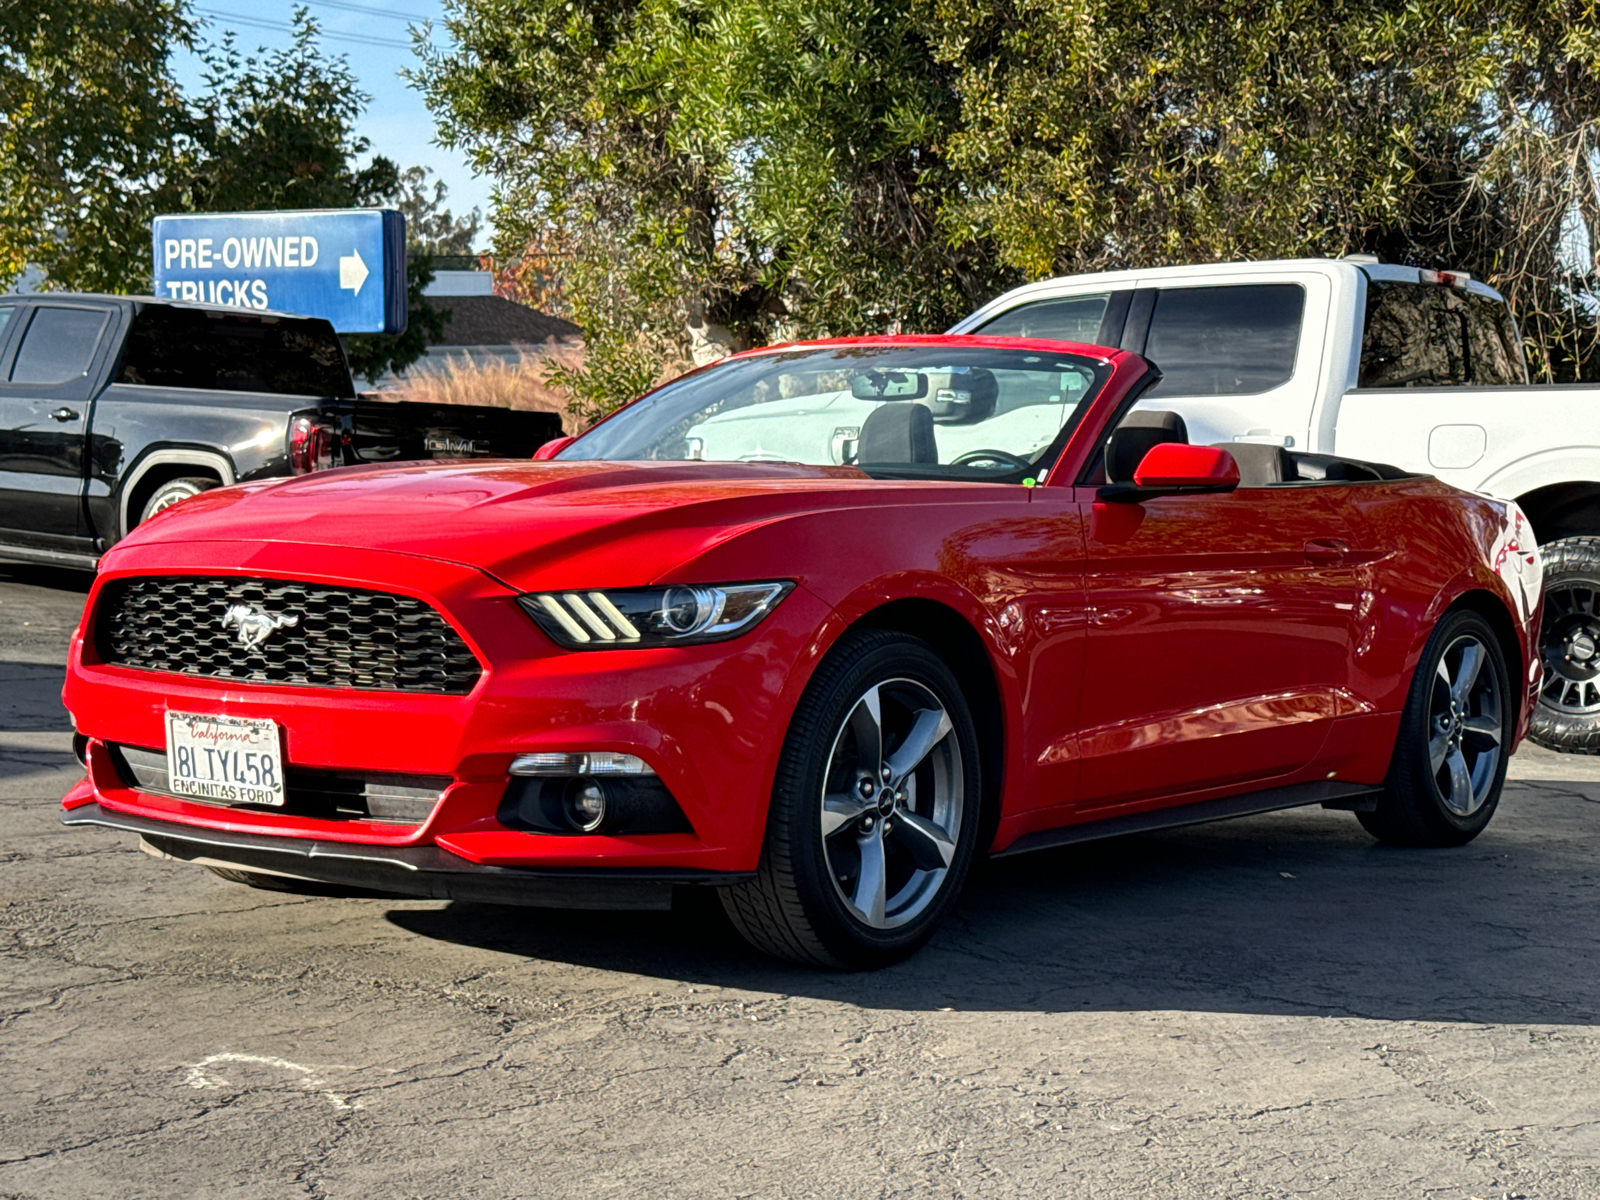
[339,248,369,296]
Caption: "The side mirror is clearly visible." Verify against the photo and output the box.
[1099,443,1240,502]
[533,435,574,460]
[1134,443,1240,488]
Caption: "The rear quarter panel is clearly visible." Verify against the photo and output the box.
[1338,478,1540,743]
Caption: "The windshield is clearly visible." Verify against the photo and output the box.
[558,343,1107,480]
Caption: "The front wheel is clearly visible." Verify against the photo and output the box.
[138,476,217,526]
[1357,609,1511,847]
[720,630,983,968]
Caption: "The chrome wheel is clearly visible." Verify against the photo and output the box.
[818,679,963,930]
[1539,581,1600,716]
[1428,633,1504,817]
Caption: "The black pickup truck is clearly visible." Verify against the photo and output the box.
[0,294,563,569]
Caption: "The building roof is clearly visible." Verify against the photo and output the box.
[424,295,580,346]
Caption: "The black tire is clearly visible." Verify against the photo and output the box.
[719,629,984,969]
[1357,609,1511,847]
[1528,535,1600,754]
[138,476,217,526]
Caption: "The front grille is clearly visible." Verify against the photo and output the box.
[109,743,448,826]
[96,576,482,695]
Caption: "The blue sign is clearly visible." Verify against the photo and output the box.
[151,209,407,334]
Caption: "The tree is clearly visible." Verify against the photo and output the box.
[420,0,1600,400]
[0,0,197,291]
[415,0,1015,422]
[917,0,1600,381]
[391,164,482,256]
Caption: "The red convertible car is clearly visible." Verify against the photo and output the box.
[60,335,1542,967]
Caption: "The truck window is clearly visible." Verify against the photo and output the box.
[9,306,110,385]
[1358,282,1471,387]
[973,293,1111,342]
[1465,293,1527,386]
[116,306,351,397]
[0,305,14,342]
[1141,284,1304,396]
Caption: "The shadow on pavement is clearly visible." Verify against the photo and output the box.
[388,783,1600,1025]
[0,562,94,594]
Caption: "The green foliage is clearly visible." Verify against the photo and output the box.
[0,0,197,290]
[181,20,401,215]
[1,4,464,381]
[415,0,1016,418]
[391,165,482,256]
[420,0,1600,397]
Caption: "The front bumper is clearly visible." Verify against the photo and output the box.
[63,802,750,909]
[62,540,833,878]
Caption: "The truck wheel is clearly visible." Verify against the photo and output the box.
[1528,536,1600,755]
[719,630,983,969]
[1357,609,1511,847]
[138,476,217,526]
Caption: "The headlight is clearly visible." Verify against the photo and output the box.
[519,582,793,648]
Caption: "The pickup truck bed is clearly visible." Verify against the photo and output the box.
[0,294,563,568]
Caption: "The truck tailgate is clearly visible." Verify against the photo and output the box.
[350,398,564,463]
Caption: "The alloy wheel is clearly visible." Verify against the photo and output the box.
[818,679,963,930]
[1539,581,1600,716]
[1428,633,1504,817]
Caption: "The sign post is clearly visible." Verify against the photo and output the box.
[151,209,407,334]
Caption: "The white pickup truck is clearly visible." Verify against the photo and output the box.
[950,257,1596,753]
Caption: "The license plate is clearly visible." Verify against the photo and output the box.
[164,712,286,807]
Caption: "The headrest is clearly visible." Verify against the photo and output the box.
[858,402,939,465]
[1104,409,1189,483]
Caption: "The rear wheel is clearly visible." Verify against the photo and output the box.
[719,630,983,968]
[1528,536,1600,754]
[1357,609,1510,847]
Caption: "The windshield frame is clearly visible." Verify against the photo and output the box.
[554,335,1117,483]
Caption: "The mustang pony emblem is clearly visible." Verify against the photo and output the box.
[220,604,299,649]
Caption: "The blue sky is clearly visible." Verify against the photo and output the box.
[174,1,495,246]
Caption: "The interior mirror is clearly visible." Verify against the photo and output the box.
[1132,442,1240,490]
[851,369,928,401]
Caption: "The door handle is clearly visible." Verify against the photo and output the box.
[49,407,79,422]
[1304,538,1349,564]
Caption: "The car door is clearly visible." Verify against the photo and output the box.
[0,301,118,546]
[1073,480,1363,810]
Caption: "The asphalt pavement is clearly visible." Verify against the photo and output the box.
[2,563,1597,1199]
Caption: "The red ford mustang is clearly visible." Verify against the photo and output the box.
[61,335,1543,967]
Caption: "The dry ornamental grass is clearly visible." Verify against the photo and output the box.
[382,345,587,435]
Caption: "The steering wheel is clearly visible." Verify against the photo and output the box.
[950,448,1033,470]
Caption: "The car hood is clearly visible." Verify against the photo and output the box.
[112,459,884,589]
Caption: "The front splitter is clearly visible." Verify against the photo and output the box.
[64,802,752,911]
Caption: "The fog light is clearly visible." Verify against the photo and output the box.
[565,778,608,832]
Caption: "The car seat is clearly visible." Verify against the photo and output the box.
[857,403,939,464]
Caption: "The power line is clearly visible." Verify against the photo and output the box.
[195,8,422,49]
[299,0,434,25]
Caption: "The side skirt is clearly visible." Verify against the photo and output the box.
[991,780,1381,859]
